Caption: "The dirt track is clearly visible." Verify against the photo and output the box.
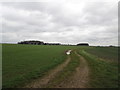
[24,50,89,88]
[24,55,71,88]
[55,51,89,88]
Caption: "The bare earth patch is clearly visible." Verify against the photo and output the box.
[23,55,71,88]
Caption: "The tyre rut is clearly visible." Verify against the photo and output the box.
[55,51,89,88]
[24,55,71,88]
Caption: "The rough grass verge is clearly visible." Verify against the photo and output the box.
[78,50,118,88]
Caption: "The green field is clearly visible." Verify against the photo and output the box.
[85,46,118,62]
[2,44,76,88]
[2,44,119,88]
[78,50,118,88]
[78,46,119,88]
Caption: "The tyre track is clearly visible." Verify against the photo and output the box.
[24,55,71,88]
[55,51,89,88]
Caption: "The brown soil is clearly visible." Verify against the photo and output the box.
[23,55,71,88]
[55,51,89,88]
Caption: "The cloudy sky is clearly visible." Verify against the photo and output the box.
[0,0,118,46]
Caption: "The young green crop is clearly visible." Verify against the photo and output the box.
[85,46,118,62]
[2,44,77,88]
[78,50,118,88]
[2,44,119,88]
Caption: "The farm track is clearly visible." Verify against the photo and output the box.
[24,55,71,88]
[54,51,89,88]
[24,50,89,88]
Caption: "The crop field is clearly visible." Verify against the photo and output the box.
[2,44,119,88]
[78,46,119,88]
[2,44,76,87]
[85,46,118,62]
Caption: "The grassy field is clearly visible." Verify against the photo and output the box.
[85,46,118,62]
[2,44,76,88]
[2,44,119,88]
[78,47,119,88]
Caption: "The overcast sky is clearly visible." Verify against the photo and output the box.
[0,0,118,46]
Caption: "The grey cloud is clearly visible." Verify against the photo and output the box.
[1,1,118,46]
[83,2,117,26]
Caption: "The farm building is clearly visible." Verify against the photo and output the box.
[77,43,89,46]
